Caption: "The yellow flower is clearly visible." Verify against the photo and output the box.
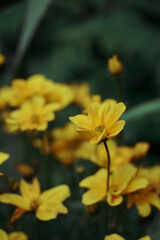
[75,140,134,171]
[0,229,28,240]
[51,123,85,165]
[104,234,151,240]
[0,87,13,109]
[127,188,160,217]
[133,142,150,159]
[46,82,74,109]
[0,177,70,221]
[69,102,126,144]
[108,55,123,76]
[0,53,5,66]
[79,164,148,206]
[5,96,60,132]
[0,152,9,176]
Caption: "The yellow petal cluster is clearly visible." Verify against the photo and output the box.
[5,96,60,132]
[79,164,148,206]
[108,55,123,76]
[75,140,150,170]
[69,101,126,144]
[0,229,28,240]
[0,177,70,221]
[104,234,151,240]
[51,123,85,165]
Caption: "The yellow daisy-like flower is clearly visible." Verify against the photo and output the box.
[0,229,28,240]
[69,102,126,144]
[108,55,123,76]
[0,152,9,176]
[104,234,151,240]
[79,164,148,206]
[5,96,60,132]
[0,177,70,221]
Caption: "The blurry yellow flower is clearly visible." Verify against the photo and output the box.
[0,152,9,176]
[51,123,85,165]
[0,87,13,109]
[133,142,150,159]
[0,229,28,240]
[69,102,126,144]
[104,234,125,240]
[0,177,70,221]
[108,55,123,76]
[16,163,34,178]
[75,140,134,171]
[0,53,5,66]
[138,166,160,193]
[104,234,151,240]
[46,82,74,109]
[5,96,60,132]
[71,83,91,107]
[79,164,148,206]
[125,166,160,217]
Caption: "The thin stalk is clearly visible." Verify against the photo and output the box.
[103,139,110,192]
[36,218,41,240]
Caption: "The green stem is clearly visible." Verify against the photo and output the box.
[103,139,110,192]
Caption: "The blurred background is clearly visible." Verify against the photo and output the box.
[0,0,160,239]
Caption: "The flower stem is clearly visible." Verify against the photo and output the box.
[103,139,110,192]
[36,218,41,240]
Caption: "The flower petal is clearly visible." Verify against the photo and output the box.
[107,120,125,138]
[0,229,8,240]
[20,178,41,202]
[0,194,30,210]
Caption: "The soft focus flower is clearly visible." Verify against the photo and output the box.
[0,177,70,221]
[0,87,12,109]
[5,96,60,132]
[0,152,9,176]
[75,140,150,170]
[79,164,148,206]
[104,234,151,240]
[51,123,85,165]
[0,229,28,240]
[69,102,126,144]
[133,142,150,159]
[16,163,34,178]
[0,53,5,66]
[108,55,123,76]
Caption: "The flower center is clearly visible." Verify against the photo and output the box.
[95,125,105,133]
[31,115,39,123]
[30,199,39,210]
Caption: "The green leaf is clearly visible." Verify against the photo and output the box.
[11,0,53,73]
[123,98,160,122]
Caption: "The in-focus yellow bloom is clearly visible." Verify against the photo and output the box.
[0,229,28,240]
[79,164,148,206]
[69,102,126,144]
[0,152,9,176]
[51,123,85,165]
[0,53,5,66]
[104,234,151,240]
[0,177,70,221]
[108,55,123,76]
[5,96,60,132]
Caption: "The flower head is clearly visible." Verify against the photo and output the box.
[79,164,148,206]
[108,55,123,76]
[0,229,28,240]
[69,102,126,144]
[0,177,70,221]
[5,96,60,132]
[104,234,151,240]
